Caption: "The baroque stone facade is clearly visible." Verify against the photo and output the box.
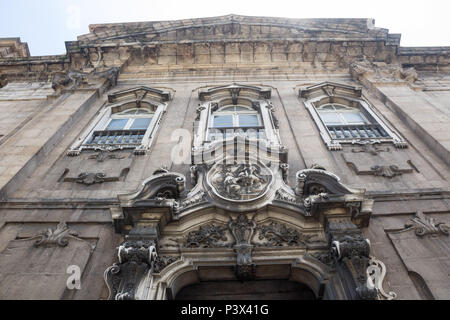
[0,15,449,300]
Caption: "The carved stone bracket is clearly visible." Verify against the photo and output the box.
[350,57,418,84]
[52,67,120,92]
[104,239,157,300]
[331,233,378,300]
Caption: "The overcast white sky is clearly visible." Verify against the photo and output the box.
[1,0,449,56]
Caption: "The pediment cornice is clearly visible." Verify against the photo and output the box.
[77,15,393,45]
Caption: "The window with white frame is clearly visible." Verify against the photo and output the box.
[208,105,265,141]
[300,82,407,150]
[86,108,154,146]
[316,103,390,140]
[68,87,170,156]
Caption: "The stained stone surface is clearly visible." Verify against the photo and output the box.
[0,15,449,300]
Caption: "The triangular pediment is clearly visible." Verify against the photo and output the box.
[78,14,392,45]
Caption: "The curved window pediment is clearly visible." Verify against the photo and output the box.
[300,82,407,150]
[68,87,171,156]
[193,84,286,165]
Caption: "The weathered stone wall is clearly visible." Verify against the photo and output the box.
[0,15,448,300]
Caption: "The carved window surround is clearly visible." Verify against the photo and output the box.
[193,83,284,162]
[299,82,407,151]
[68,86,171,156]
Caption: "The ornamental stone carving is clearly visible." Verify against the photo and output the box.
[208,163,272,201]
[331,234,371,259]
[32,222,80,248]
[153,256,180,273]
[228,214,257,280]
[331,233,377,300]
[404,211,449,237]
[87,150,126,162]
[366,256,397,300]
[350,57,418,84]
[370,165,403,178]
[184,225,228,248]
[104,239,157,300]
[257,222,316,247]
[76,172,107,185]
[51,67,120,91]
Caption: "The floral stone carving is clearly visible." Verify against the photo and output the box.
[184,225,228,248]
[257,222,316,246]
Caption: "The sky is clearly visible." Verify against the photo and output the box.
[0,0,449,56]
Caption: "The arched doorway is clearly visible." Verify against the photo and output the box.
[175,279,317,300]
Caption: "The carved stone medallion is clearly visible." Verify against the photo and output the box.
[207,162,273,202]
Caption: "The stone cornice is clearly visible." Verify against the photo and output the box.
[0,16,449,86]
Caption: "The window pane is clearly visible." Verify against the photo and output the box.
[235,106,251,111]
[213,115,233,128]
[130,117,152,129]
[333,104,349,110]
[106,118,128,130]
[238,114,259,127]
[319,112,342,125]
[318,105,335,110]
[220,106,236,112]
[342,112,366,124]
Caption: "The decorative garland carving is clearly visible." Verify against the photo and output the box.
[257,222,315,247]
[351,140,390,155]
[184,225,228,248]
[310,251,334,268]
[87,150,126,162]
[76,172,107,185]
[174,191,206,213]
[153,256,180,273]
[275,189,299,205]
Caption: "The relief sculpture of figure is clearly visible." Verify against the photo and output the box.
[210,163,270,200]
